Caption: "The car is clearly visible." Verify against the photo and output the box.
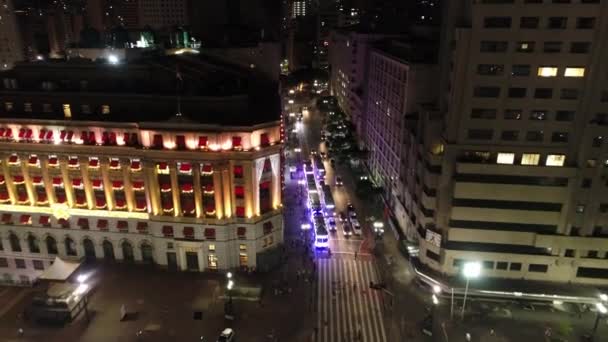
[350,218,362,235]
[330,159,336,166]
[319,179,326,187]
[217,328,235,342]
[339,212,347,222]
[346,203,355,212]
[327,217,337,230]
[342,221,353,236]
[310,149,317,156]
[320,151,327,159]
[335,176,343,186]
[349,211,357,219]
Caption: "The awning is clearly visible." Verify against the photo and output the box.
[157,162,168,170]
[39,129,46,140]
[45,130,53,140]
[89,159,99,168]
[236,206,245,217]
[201,164,213,173]
[8,155,19,164]
[20,214,31,224]
[91,179,103,188]
[136,222,148,231]
[232,136,242,147]
[32,176,43,184]
[117,220,128,229]
[135,199,146,210]
[77,218,88,228]
[13,175,24,184]
[181,183,193,192]
[179,163,191,173]
[263,221,273,234]
[53,177,63,185]
[260,133,270,146]
[183,226,194,238]
[68,157,79,166]
[109,159,120,169]
[130,160,141,171]
[160,183,172,192]
[1,213,12,224]
[132,180,144,190]
[112,180,123,189]
[162,225,173,236]
[28,156,38,165]
[198,136,208,148]
[48,157,58,166]
[39,215,50,225]
[97,219,108,229]
[72,178,82,187]
[38,257,83,281]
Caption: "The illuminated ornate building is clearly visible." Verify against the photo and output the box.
[0,57,283,284]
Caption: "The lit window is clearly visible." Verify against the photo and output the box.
[546,154,566,167]
[537,67,558,77]
[101,105,110,114]
[5,102,13,112]
[496,153,515,165]
[63,104,71,119]
[521,153,540,166]
[564,67,585,77]
[208,244,216,252]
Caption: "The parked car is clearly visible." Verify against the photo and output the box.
[217,328,235,342]
[339,212,347,222]
[335,176,343,186]
[327,217,337,231]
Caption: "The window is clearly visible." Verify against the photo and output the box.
[477,64,504,76]
[510,263,522,271]
[581,178,592,188]
[556,111,574,121]
[515,41,534,52]
[511,65,531,76]
[101,105,110,115]
[537,67,558,77]
[81,104,91,114]
[496,153,515,164]
[534,88,553,99]
[548,17,567,29]
[576,17,595,29]
[480,41,508,52]
[473,86,500,98]
[15,259,26,269]
[501,131,519,141]
[521,153,540,165]
[546,154,565,166]
[570,42,591,53]
[526,131,544,142]
[530,110,547,120]
[235,186,245,199]
[565,249,575,258]
[0,258,7,267]
[233,165,243,179]
[543,42,562,53]
[42,104,52,113]
[24,103,32,112]
[63,104,72,119]
[571,227,581,236]
[471,108,497,119]
[564,67,585,77]
[483,261,495,270]
[208,244,216,252]
[576,204,585,213]
[551,132,568,143]
[520,17,539,28]
[467,129,493,140]
[504,109,522,120]
[528,264,548,273]
[590,136,604,149]
[484,17,512,28]
[33,260,44,270]
[560,88,579,100]
[587,159,597,167]
[496,262,508,270]
[4,102,13,112]
[453,259,463,268]
[508,87,527,98]
[588,250,599,258]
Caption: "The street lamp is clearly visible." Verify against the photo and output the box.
[591,301,607,340]
[461,262,481,320]
[600,293,608,302]
[433,285,442,294]
[225,273,235,320]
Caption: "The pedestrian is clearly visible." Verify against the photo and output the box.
[354,251,358,259]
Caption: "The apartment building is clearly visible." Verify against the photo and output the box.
[0,0,24,70]
[413,0,608,285]
[0,57,283,285]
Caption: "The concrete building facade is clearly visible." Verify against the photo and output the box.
[0,0,24,70]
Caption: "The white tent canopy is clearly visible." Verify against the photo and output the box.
[38,257,82,281]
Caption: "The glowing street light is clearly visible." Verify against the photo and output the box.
[108,54,119,64]
[432,294,439,305]
[592,302,608,339]
[226,272,233,279]
[600,293,608,302]
[461,262,481,320]
[433,285,442,294]
[227,280,234,290]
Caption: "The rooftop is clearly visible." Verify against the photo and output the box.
[372,38,438,64]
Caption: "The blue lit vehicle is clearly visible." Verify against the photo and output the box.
[313,155,325,175]
[321,184,335,216]
[309,193,321,213]
[306,174,317,193]
[314,216,329,248]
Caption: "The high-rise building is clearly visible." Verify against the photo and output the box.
[292,0,310,18]
[138,0,188,29]
[411,0,608,285]
[0,0,24,70]
[0,57,283,284]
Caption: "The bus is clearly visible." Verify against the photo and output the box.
[309,192,321,213]
[314,216,329,248]
[321,184,335,216]
[306,173,317,193]
[313,155,325,175]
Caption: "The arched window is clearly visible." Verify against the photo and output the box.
[27,235,40,253]
[9,233,21,252]
[46,236,58,254]
[65,237,77,256]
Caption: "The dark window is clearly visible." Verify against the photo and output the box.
[511,65,531,76]
[592,136,604,147]
[474,86,501,98]
[534,88,553,99]
[577,267,608,279]
[15,259,26,269]
[552,0,571,3]
[477,64,504,76]
[560,88,579,100]
[33,260,44,270]
[504,109,522,120]
[453,259,463,267]
[576,17,596,29]
[0,257,7,267]
[551,132,569,143]
[496,262,508,270]
[589,251,598,258]
[530,110,547,121]
[520,17,539,28]
[426,249,440,262]
[508,87,527,98]
[510,263,522,271]
[601,91,608,102]
[565,249,575,257]
[526,130,544,141]
[548,17,567,29]
[524,0,542,2]
[555,111,574,121]
[452,174,568,187]
[543,42,562,53]
[570,42,591,53]
[599,203,608,213]
[452,198,562,211]
[581,178,592,188]
[471,108,497,119]
[467,129,493,140]
[481,0,514,2]
[483,261,495,270]
[449,219,558,234]
[529,264,548,272]
[516,41,535,52]
[480,41,508,52]
[501,131,519,141]
[571,227,581,236]
[484,17,512,28]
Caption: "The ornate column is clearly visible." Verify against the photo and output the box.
[193,162,202,218]
[170,163,181,217]
[221,162,232,218]
[213,164,223,218]
[143,161,160,216]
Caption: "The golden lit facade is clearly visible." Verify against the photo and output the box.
[0,119,284,284]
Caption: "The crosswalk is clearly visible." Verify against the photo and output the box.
[316,258,387,342]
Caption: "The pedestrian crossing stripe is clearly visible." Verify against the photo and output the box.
[315,258,387,342]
